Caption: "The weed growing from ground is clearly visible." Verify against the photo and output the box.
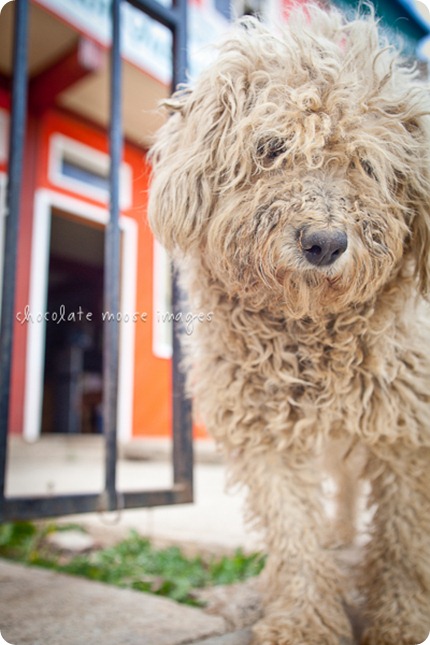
[0,522,265,606]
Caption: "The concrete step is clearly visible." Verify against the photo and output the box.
[187,629,252,645]
[0,559,229,645]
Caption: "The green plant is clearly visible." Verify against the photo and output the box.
[0,521,38,560]
[0,522,265,606]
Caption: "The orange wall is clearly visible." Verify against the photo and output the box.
[6,107,173,437]
[10,118,40,435]
[42,111,174,438]
[5,106,207,439]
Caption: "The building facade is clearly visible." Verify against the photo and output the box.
[0,0,231,443]
[0,0,428,444]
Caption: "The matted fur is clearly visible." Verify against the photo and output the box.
[148,4,430,644]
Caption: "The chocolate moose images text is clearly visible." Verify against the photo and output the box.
[16,305,214,335]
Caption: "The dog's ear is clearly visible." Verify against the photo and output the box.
[404,116,430,298]
[410,193,430,299]
[147,88,205,254]
[147,21,264,254]
[147,66,245,254]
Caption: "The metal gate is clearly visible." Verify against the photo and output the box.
[0,0,193,521]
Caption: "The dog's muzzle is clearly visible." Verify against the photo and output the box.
[298,229,348,267]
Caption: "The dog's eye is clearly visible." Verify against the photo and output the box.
[359,159,377,180]
[267,141,285,160]
[257,138,286,165]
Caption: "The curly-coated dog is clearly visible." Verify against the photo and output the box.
[148,4,430,644]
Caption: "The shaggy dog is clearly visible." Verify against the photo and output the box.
[148,4,430,644]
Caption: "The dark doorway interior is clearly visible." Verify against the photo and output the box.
[42,209,105,434]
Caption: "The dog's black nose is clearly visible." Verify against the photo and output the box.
[300,229,348,267]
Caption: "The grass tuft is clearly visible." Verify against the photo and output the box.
[0,522,265,606]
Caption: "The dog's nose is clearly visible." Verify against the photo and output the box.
[300,229,348,267]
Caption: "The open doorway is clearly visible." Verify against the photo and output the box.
[41,209,105,434]
[24,189,137,443]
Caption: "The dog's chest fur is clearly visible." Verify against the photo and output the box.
[181,264,430,452]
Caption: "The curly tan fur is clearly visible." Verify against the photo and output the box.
[148,4,430,644]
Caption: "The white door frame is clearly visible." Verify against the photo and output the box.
[23,188,138,443]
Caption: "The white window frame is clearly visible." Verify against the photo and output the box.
[48,134,133,210]
[0,109,9,164]
[23,188,138,443]
[152,239,173,359]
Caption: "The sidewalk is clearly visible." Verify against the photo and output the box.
[1,436,261,645]
[0,559,255,645]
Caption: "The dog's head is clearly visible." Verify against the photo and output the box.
[148,4,430,318]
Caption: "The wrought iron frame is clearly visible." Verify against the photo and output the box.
[0,0,193,522]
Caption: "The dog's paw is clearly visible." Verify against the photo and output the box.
[361,623,429,645]
[251,614,353,645]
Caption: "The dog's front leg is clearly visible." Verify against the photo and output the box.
[359,446,430,645]
[230,448,354,645]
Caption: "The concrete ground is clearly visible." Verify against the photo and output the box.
[0,559,253,645]
[1,436,261,645]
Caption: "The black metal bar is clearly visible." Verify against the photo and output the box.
[172,0,188,89]
[171,279,193,490]
[0,0,29,509]
[1,486,193,522]
[170,0,193,492]
[103,0,123,512]
[0,0,193,524]
[3,494,103,522]
[122,485,193,509]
